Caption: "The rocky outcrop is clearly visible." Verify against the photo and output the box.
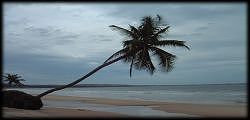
[3,90,43,110]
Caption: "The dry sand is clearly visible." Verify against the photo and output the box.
[3,95,247,118]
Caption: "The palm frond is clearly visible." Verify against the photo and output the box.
[140,16,156,34]
[156,14,162,21]
[153,40,190,50]
[150,47,176,72]
[122,40,133,48]
[109,25,133,37]
[144,50,155,74]
[133,50,155,75]
[104,48,128,63]
[154,26,170,36]
[129,25,140,39]
[16,76,22,78]
[2,75,8,78]
[108,15,189,77]
[3,73,25,86]
[18,79,25,81]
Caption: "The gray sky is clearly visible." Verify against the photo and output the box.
[3,3,247,85]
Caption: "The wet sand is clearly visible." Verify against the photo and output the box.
[3,107,127,118]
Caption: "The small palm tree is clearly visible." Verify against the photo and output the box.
[2,73,25,87]
[37,15,190,98]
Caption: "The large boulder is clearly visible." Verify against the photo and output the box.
[3,90,43,110]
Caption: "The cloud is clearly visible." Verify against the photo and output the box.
[104,3,245,25]
[24,26,61,37]
[3,52,101,84]
[3,3,246,85]
[196,26,209,31]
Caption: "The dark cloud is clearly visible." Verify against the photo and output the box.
[24,26,63,37]
[7,33,21,37]
[54,34,80,45]
[22,25,81,46]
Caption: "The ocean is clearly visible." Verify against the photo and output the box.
[5,83,247,105]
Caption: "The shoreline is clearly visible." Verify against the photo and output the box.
[3,94,247,118]
[43,95,247,117]
[3,107,128,118]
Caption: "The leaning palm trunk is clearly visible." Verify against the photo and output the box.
[37,55,126,98]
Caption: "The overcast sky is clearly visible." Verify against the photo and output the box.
[3,3,247,85]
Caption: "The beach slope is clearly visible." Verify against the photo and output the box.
[3,95,247,118]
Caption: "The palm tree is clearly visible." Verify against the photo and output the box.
[36,15,190,98]
[2,73,42,110]
[2,73,25,87]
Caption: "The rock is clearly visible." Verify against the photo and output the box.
[3,90,43,110]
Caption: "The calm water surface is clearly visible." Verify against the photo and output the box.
[6,84,247,105]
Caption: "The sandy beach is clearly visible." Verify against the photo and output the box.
[3,95,247,118]
[3,107,127,118]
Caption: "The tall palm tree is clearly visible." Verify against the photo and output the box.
[37,15,190,98]
[2,73,25,87]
